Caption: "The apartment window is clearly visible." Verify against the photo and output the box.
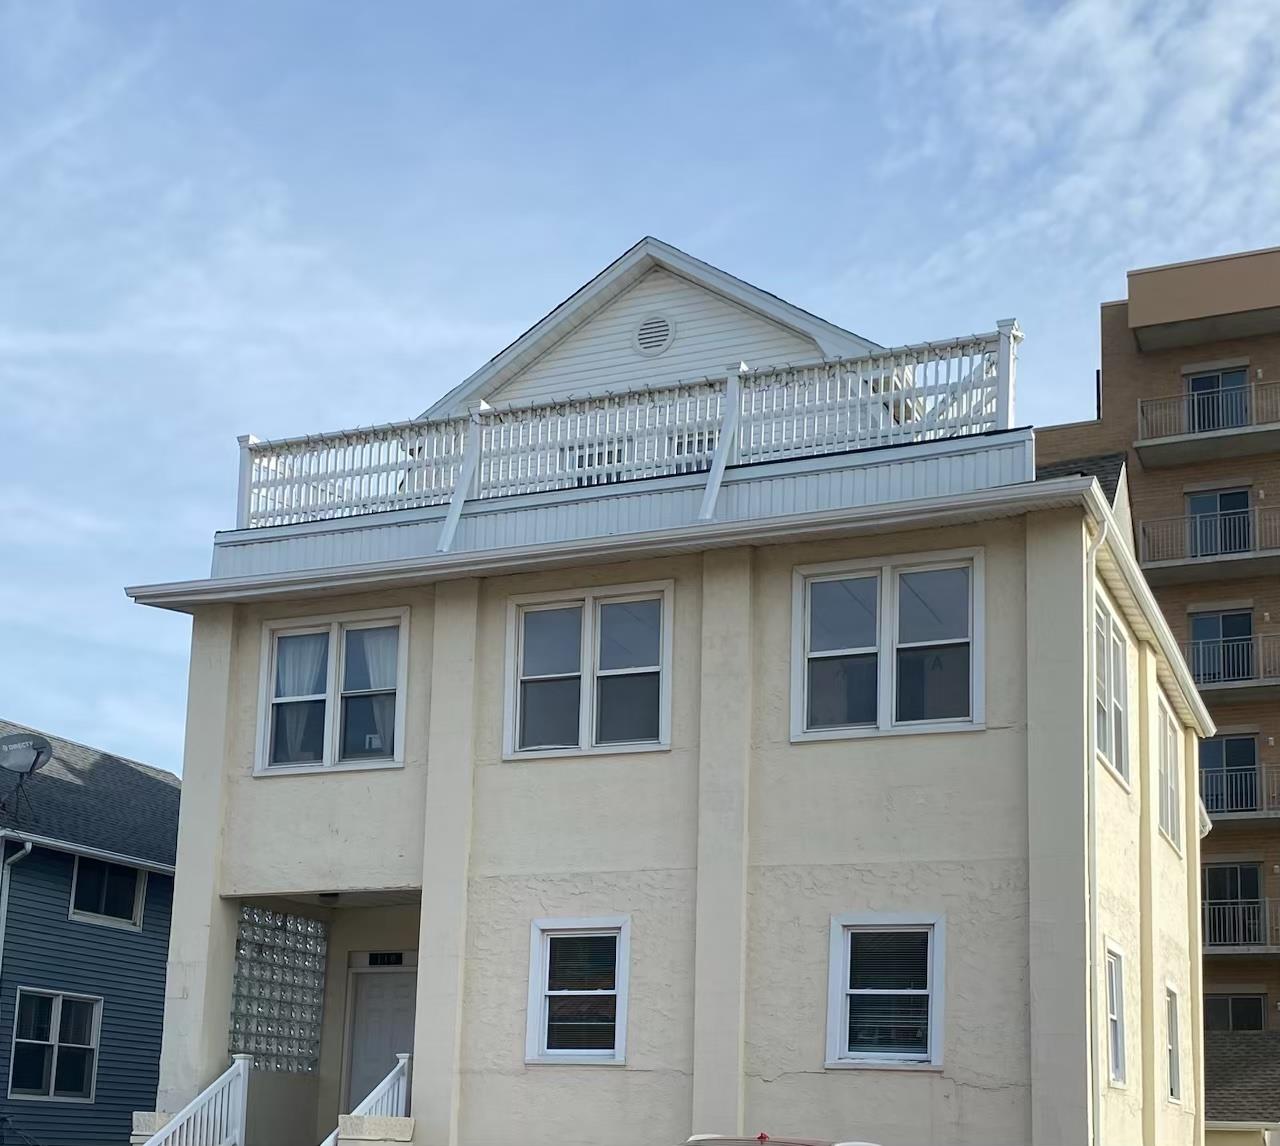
[1189,610,1254,684]
[525,917,630,1063]
[1186,368,1248,433]
[1200,736,1259,813]
[1166,988,1181,1101]
[1203,863,1263,946]
[257,610,408,772]
[1105,947,1126,1085]
[70,857,145,929]
[826,914,945,1066]
[1205,994,1266,1031]
[507,583,672,756]
[8,990,101,1102]
[1158,700,1181,848]
[795,551,982,739]
[1186,489,1251,558]
[1094,601,1128,781]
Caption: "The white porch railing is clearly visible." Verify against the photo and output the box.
[1138,381,1280,441]
[142,1055,251,1146]
[1203,900,1280,948]
[1139,508,1280,563]
[236,324,1019,530]
[320,1054,411,1146]
[1181,635,1280,687]
[1200,765,1280,814]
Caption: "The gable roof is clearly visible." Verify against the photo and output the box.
[423,236,879,418]
[1036,452,1127,505]
[0,719,180,870]
[1205,1031,1280,1123]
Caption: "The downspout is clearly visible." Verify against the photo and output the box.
[1085,517,1109,1146]
[0,838,34,993]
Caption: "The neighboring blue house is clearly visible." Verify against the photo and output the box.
[0,720,179,1146]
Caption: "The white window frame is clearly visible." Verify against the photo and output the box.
[825,911,946,1069]
[254,607,410,776]
[68,856,147,931]
[1094,598,1129,785]
[1158,696,1182,851]
[1166,984,1181,1103]
[7,988,103,1104]
[525,915,630,1065]
[504,581,674,759]
[1105,943,1127,1086]
[793,549,985,742]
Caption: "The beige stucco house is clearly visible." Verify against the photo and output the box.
[127,238,1213,1146]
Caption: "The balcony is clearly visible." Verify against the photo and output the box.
[1139,508,1280,584]
[1201,765,1280,818]
[1136,382,1280,467]
[1204,900,1280,952]
[1181,635,1280,702]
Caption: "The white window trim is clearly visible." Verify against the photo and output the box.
[7,988,103,1104]
[792,548,985,742]
[825,911,946,1070]
[1166,983,1182,1104]
[525,915,630,1065]
[1158,696,1183,854]
[254,607,410,776]
[68,857,147,932]
[503,581,674,760]
[1105,942,1127,1088]
[1094,598,1130,788]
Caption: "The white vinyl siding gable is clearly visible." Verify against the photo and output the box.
[490,268,822,407]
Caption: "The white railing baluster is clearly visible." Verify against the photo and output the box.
[319,1054,411,1146]
[143,1055,253,1146]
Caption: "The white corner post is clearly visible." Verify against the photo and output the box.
[235,435,258,530]
[232,1053,252,1145]
[995,319,1021,429]
[697,371,743,522]
[436,417,482,554]
[690,548,753,1133]
[411,579,479,1144]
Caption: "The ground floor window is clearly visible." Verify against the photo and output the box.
[8,989,101,1101]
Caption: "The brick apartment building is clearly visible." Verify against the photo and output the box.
[1039,245,1280,1135]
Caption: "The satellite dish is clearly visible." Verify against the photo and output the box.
[0,734,52,777]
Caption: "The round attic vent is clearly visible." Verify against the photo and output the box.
[634,313,675,356]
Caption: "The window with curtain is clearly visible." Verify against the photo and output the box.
[8,990,100,1101]
[510,584,670,755]
[71,857,144,927]
[262,613,405,770]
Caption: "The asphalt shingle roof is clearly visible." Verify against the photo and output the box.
[0,719,180,868]
[1205,1030,1280,1123]
[1035,452,1128,505]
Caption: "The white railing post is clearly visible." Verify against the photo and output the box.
[436,415,483,554]
[697,371,742,522]
[995,319,1020,429]
[232,1054,252,1145]
[236,435,259,530]
[394,1053,412,1113]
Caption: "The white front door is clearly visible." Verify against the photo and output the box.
[346,971,416,1111]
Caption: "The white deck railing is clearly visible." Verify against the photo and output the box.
[143,1055,251,1146]
[1201,765,1280,815]
[1204,900,1280,948]
[1138,381,1280,441]
[1181,635,1280,687]
[1139,507,1280,563]
[236,323,1018,531]
[320,1054,411,1146]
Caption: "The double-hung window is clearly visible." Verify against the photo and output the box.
[1095,601,1128,781]
[795,551,982,738]
[258,610,408,772]
[1105,946,1126,1085]
[525,917,630,1063]
[8,990,101,1102]
[70,857,146,929]
[1158,699,1181,848]
[1166,988,1181,1101]
[826,914,945,1066]
[507,583,672,756]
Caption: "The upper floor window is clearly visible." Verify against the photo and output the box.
[1094,601,1128,782]
[70,857,145,929]
[1186,367,1248,433]
[1200,735,1259,813]
[1158,700,1181,849]
[793,551,983,740]
[506,583,672,757]
[1186,489,1251,558]
[257,610,408,773]
[1205,993,1265,1031]
[1188,609,1253,684]
[8,989,101,1102]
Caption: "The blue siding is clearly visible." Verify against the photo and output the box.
[0,846,172,1146]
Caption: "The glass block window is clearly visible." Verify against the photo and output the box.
[229,906,328,1073]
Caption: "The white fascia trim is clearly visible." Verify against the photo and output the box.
[0,830,175,877]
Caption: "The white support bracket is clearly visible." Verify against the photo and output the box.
[697,370,743,522]
[436,417,483,554]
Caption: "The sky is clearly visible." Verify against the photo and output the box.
[1,0,1277,774]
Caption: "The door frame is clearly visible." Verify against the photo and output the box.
[340,952,418,1113]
